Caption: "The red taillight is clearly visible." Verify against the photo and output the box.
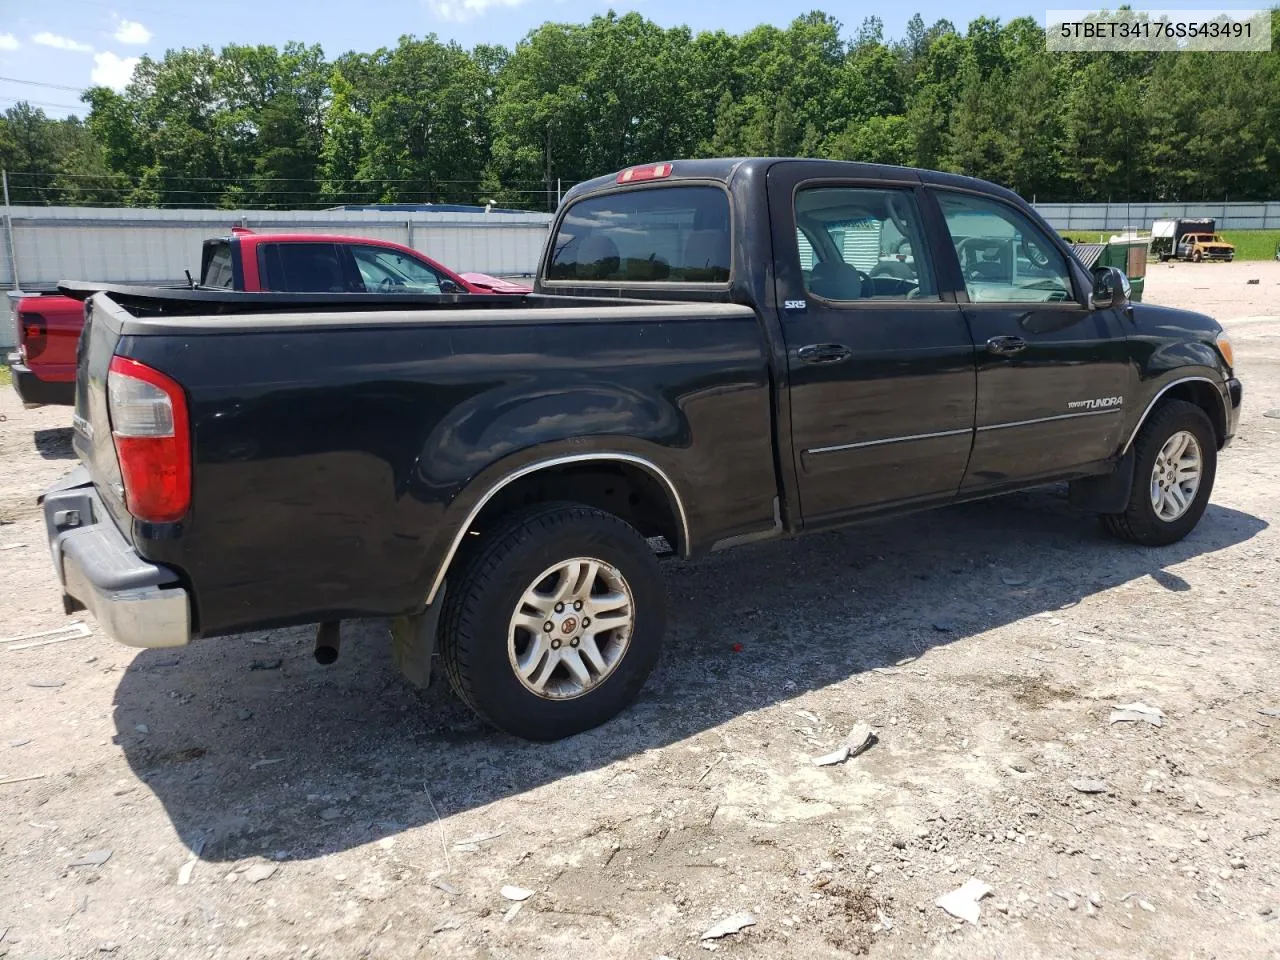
[616,162,673,184]
[19,311,47,359]
[107,356,191,523]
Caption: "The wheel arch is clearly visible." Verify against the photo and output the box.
[1123,374,1228,454]
[425,452,688,605]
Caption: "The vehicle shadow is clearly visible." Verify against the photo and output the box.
[33,427,76,460]
[111,487,1266,862]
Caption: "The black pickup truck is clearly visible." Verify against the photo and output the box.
[44,158,1242,740]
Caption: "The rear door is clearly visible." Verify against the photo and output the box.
[257,241,362,292]
[929,188,1131,490]
[767,165,977,525]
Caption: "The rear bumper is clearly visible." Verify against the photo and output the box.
[42,467,191,648]
[7,356,76,407]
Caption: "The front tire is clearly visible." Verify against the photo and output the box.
[439,502,666,740]
[1102,400,1217,546]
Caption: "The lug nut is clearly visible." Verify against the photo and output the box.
[543,621,554,632]
[582,617,591,627]
[570,638,580,648]
[551,639,561,650]
[574,600,583,611]
[555,602,564,613]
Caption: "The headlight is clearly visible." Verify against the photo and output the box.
[1215,333,1234,369]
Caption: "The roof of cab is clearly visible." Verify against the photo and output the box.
[563,157,1024,207]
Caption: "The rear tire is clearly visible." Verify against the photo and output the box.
[1101,400,1216,546]
[439,502,666,741]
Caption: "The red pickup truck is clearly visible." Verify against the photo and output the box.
[7,229,530,407]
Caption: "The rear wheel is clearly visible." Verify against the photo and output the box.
[439,502,665,740]
[1101,400,1217,546]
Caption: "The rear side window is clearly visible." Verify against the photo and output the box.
[547,185,730,283]
[259,242,356,293]
[201,241,234,289]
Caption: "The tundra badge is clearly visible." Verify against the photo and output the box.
[1068,396,1123,410]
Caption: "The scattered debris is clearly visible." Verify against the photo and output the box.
[244,863,278,883]
[935,878,993,925]
[0,773,46,786]
[249,758,284,770]
[1258,708,1280,718]
[134,724,150,735]
[0,542,29,550]
[235,709,253,721]
[1139,899,1156,913]
[98,943,119,953]
[1,622,89,647]
[249,658,282,671]
[1001,575,1028,586]
[453,831,503,848]
[1110,702,1165,727]
[1265,409,1280,420]
[502,903,523,923]
[1069,778,1110,794]
[701,912,757,940]
[7,739,31,748]
[1246,278,1260,284]
[501,885,534,902]
[433,879,460,896]
[26,680,65,689]
[69,848,113,868]
[177,860,197,885]
[319,808,342,821]
[932,622,955,632]
[1053,890,1079,910]
[812,723,875,766]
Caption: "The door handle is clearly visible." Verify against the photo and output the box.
[797,343,851,365]
[986,336,1028,356]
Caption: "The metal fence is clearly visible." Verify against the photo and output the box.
[0,204,554,294]
[1034,201,1280,232]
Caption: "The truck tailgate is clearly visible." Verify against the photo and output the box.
[70,295,139,538]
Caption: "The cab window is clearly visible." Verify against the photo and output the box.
[936,192,1074,303]
[547,186,730,283]
[794,186,937,301]
[351,245,446,294]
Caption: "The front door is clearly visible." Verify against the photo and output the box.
[930,189,1131,490]
[767,167,977,526]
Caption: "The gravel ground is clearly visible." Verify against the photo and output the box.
[2,262,1279,959]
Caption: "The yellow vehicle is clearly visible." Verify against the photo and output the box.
[1176,232,1235,262]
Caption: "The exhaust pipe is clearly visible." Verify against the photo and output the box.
[314,620,341,665]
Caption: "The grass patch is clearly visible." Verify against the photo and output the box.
[1060,228,1280,261]
[1220,230,1280,261]
[0,363,10,388]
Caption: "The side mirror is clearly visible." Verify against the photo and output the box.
[1090,266,1130,310]
[439,279,462,294]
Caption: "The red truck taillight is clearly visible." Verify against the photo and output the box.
[19,311,47,360]
[107,356,191,523]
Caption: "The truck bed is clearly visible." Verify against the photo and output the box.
[73,290,776,638]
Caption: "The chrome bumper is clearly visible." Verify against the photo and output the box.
[42,468,191,648]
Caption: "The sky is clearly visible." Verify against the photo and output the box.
[0,0,1270,117]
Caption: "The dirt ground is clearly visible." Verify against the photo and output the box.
[2,261,1279,960]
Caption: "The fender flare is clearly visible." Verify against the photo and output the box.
[424,451,689,605]
[1121,374,1226,455]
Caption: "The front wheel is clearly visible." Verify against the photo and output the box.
[1101,400,1217,546]
[1192,250,1203,263]
[439,502,666,740]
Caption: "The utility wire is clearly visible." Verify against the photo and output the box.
[0,76,88,93]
